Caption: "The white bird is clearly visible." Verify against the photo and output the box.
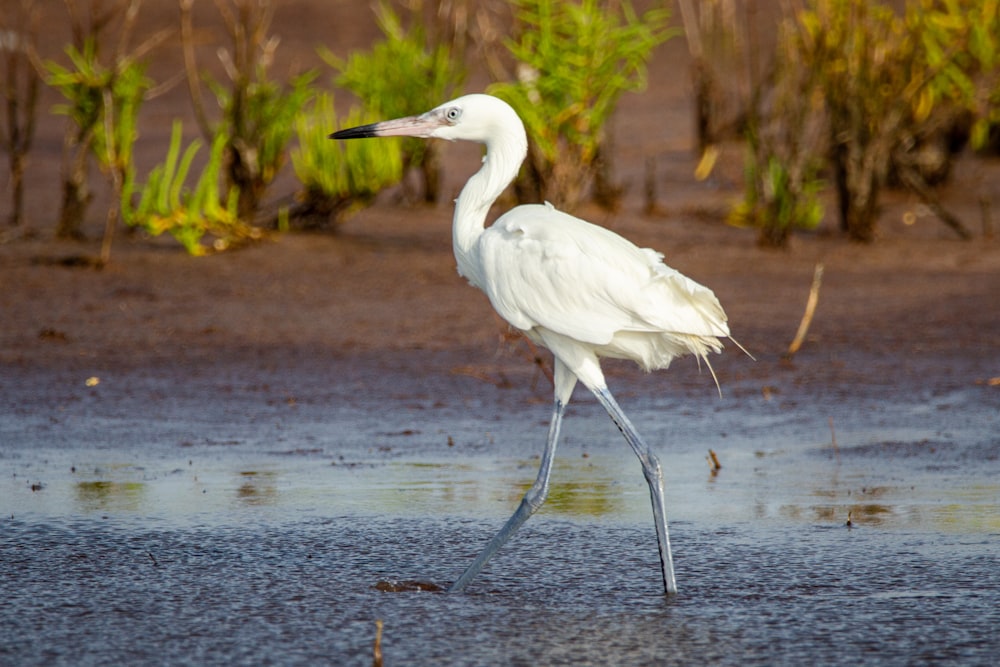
[332,93,738,595]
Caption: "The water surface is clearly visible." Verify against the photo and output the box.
[2,357,998,665]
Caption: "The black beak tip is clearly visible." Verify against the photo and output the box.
[329,124,379,140]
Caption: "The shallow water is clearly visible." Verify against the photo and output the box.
[4,516,999,666]
[2,356,999,665]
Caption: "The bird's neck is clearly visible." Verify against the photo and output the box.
[452,130,527,288]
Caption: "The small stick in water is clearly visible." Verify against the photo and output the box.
[707,449,722,474]
[372,619,383,667]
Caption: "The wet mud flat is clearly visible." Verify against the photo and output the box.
[2,350,999,666]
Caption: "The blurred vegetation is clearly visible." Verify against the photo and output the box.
[45,42,106,239]
[181,0,315,223]
[803,0,973,242]
[289,93,404,230]
[4,0,999,256]
[90,52,153,263]
[712,0,1000,245]
[488,0,675,212]
[0,0,40,228]
[129,120,256,255]
[730,13,826,247]
[43,0,170,251]
[676,0,751,154]
[324,0,467,204]
[44,0,171,263]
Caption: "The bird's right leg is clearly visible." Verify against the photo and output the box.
[449,359,577,593]
[592,386,678,595]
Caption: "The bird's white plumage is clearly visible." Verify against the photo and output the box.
[478,202,728,372]
[397,94,733,383]
[332,92,738,595]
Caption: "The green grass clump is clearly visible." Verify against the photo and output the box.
[325,1,465,202]
[289,93,403,230]
[130,121,258,255]
[490,0,675,210]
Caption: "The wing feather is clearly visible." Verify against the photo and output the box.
[478,204,729,344]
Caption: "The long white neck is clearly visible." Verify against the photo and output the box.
[452,127,527,289]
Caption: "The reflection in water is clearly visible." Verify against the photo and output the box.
[748,443,1000,531]
[850,503,893,524]
[778,502,892,526]
[375,458,626,518]
[362,450,1000,531]
[75,481,146,513]
[236,471,279,506]
[518,476,623,517]
[932,494,1000,532]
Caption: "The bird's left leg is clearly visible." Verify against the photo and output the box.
[592,386,678,595]
[449,359,577,593]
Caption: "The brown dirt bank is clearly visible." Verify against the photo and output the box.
[2,201,998,411]
[1,2,998,407]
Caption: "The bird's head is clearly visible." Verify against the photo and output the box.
[331,94,526,149]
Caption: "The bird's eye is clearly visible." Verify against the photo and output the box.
[445,107,462,123]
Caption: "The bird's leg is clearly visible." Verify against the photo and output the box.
[592,386,678,595]
[448,397,567,593]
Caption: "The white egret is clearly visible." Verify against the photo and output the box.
[332,93,739,595]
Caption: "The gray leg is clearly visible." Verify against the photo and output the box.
[449,398,567,592]
[592,386,678,595]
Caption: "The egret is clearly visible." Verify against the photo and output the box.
[332,93,738,595]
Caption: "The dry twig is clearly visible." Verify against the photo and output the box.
[785,262,824,359]
[707,449,722,475]
[372,619,383,667]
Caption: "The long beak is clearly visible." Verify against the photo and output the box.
[330,112,443,140]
